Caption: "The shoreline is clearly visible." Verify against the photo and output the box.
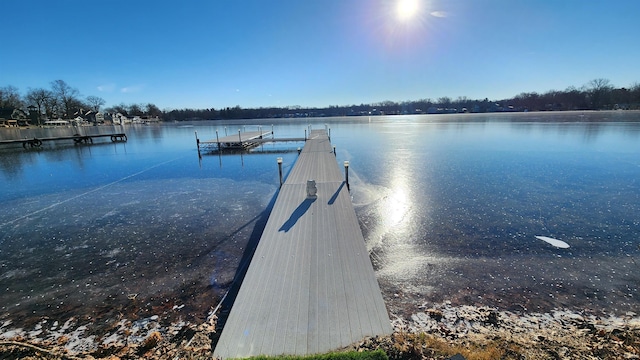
[1,302,638,359]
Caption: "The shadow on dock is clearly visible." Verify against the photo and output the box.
[328,181,346,205]
[278,197,316,232]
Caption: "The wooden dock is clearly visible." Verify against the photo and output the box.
[213,129,391,359]
[0,133,127,148]
[198,129,306,152]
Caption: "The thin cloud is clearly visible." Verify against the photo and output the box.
[430,11,448,18]
[121,85,144,93]
[97,83,116,92]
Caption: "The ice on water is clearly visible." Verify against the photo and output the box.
[535,235,570,248]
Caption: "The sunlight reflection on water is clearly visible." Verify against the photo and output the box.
[342,114,640,316]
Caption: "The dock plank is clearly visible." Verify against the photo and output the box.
[213,129,391,359]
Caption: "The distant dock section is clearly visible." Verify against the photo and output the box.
[197,127,306,152]
[213,129,391,359]
[0,133,127,149]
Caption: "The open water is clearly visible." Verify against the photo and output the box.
[1,111,639,332]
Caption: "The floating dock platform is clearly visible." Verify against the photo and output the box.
[198,129,306,152]
[213,129,391,358]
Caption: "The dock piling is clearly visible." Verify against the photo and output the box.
[277,157,283,187]
[344,161,350,190]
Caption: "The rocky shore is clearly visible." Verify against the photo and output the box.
[377,302,640,359]
[1,302,639,359]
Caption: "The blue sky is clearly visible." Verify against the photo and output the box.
[2,0,639,110]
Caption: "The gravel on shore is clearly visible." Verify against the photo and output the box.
[1,302,639,359]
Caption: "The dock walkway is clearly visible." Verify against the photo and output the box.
[213,130,391,359]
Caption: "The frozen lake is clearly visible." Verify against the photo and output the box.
[1,111,639,332]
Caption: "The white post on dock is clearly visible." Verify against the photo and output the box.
[297,147,301,155]
[344,161,350,190]
[306,180,317,198]
[304,129,307,141]
[224,127,227,136]
[271,124,274,135]
[277,157,283,187]
[238,129,242,142]
[216,130,220,150]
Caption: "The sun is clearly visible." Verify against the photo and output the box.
[395,0,420,21]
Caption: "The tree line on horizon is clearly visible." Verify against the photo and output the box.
[1,78,639,123]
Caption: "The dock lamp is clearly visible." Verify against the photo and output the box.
[277,157,283,187]
[344,161,350,190]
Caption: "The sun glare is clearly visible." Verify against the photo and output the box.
[396,0,420,21]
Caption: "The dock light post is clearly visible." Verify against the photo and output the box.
[297,147,301,155]
[304,129,307,141]
[238,129,242,142]
[216,130,220,149]
[271,124,274,134]
[344,161,350,190]
[195,131,200,154]
[224,127,227,136]
[333,146,336,156]
[277,157,283,187]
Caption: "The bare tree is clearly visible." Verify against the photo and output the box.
[437,96,452,108]
[86,95,105,112]
[104,103,128,116]
[630,82,640,105]
[25,88,53,124]
[587,78,613,109]
[145,103,162,117]
[0,85,23,109]
[128,103,144,116]
[44,96,61,119]
[50,80,80,118]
